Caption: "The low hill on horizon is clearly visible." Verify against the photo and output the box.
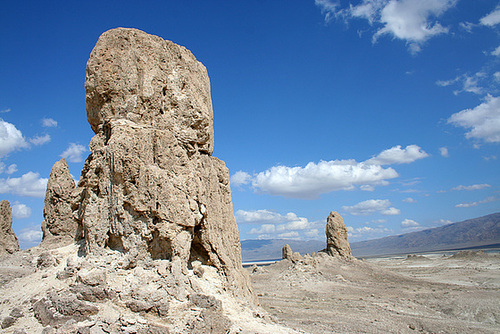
[240,212,500,261]
[350,212,500,257]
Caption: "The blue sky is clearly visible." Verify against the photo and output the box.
[1,0,499,249]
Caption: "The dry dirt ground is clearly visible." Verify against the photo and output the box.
[249,251,500,334]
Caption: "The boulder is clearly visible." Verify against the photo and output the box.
[0,200,19,255]
[41,158,78,247]
[71,28,252,299]
[325,211,353,259]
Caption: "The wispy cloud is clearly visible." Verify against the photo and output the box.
[342,199,400,216]
[41,118,58,127]
[316,0,458,54]
[448,95,500,143]
[29,134,51,146]
[455,196,498,208]
[451,184,491,191]
[236,209,320,239]
[61,143,87,163]
[0,108,11,113]
[439,147,449,157]
[347,225,393,240]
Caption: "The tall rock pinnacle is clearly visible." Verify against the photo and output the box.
[325,211,353,259]
[70,28,252,298]
[0,200,20,255]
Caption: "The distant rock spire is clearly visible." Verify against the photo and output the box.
[41,158,78,247]
[0,200,20,255]
[325,211,353,259]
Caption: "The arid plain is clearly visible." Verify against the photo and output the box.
[250,250,500,333]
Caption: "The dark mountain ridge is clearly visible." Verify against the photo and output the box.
[350,212,500,257]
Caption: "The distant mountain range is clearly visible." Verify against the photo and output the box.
[351,212,500,257]
[240,212,500,261]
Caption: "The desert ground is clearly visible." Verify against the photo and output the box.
[249,250,500,333]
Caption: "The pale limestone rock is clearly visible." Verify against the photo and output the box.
[0,200,19,255]
[325,211,353,259]
[282,244,302,263]
[41,158,77,247]
[282,244,293,260]
[73,28,253,300]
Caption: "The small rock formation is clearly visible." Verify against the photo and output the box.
[41,158,78,247]
[0,200,19,255]
[282,244,293,260]
[282,244,302,263]
[325,211,353,259]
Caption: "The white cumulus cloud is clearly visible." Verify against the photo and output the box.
[61,143,87,163]
[448,95,500,143]
[316,0,457,54]
[12,203,32,219]
[0,172,48,197]
[342,199,401,216]
[252,160,398,199]
[230,171,252,187]
[403,197,417,203]
[401,218,420,227]
[401,218,422,231]
[365,145,429,165]
[0,119,29,158]
[373,0,456,53]
[238,209,319,239]
[17,225,42,249]
[480,5,500,26]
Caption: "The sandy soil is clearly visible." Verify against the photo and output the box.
[249,251,500,333]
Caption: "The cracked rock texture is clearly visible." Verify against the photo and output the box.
[41,158,78,247]
[325,211,353,259]
[70,27,252,299]
[0,200,19,255]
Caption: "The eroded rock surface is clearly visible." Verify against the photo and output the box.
[325,211,353,259]
[0,200,19,255]
[72,27,252,299]
[41,158,78,247]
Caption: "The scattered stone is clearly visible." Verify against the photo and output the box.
[37,252,59,269]
[76,268,107,286]
[188,309,232,334]
[189,294,222,311]
[325,211,353,259]
[0,200,20,255]
[41,158,78,247]
[1,316,17,329]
